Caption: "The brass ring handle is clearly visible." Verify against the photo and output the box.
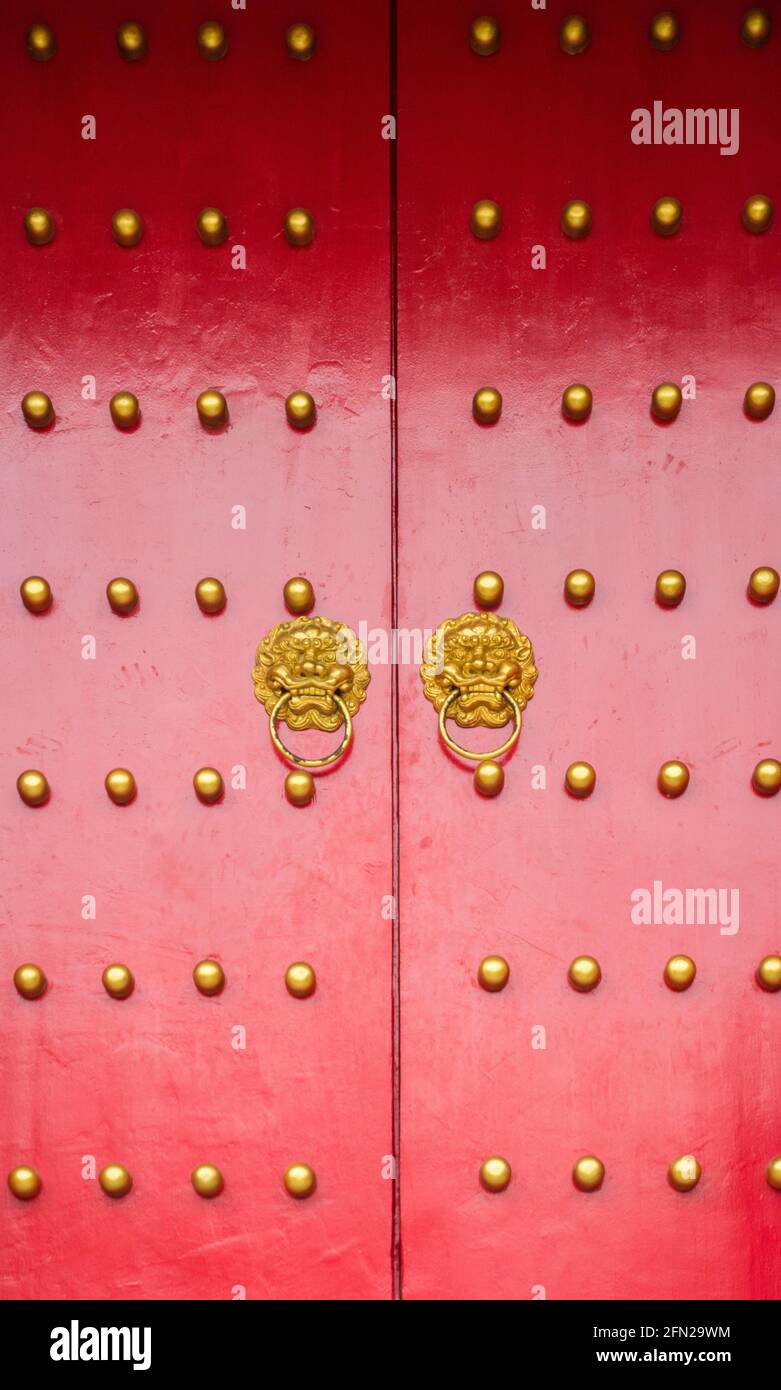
[438,687,522,762]
[269,691,353,769]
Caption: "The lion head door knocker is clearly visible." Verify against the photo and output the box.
[420,576,537,797]
[252,586,370,806]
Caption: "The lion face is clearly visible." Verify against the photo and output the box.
[252,616,370,732]
[420,612,537,729]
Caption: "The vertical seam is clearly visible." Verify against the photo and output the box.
[389,0,402,1302]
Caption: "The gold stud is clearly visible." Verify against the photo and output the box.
[13,963,47,999]
[286,23,316,60]
[561,199,592,239]
[285,390,316,429]
[284,208,315,246]
[196,208,228,246]
[561,383,592,421]
[112,208,143,248]
[191,1163,224,1197]
[470,199,502,239]
[560,15,589,54]
[565,761,596,799]
[7,1166,42,1200]
[20,576,53,614]
[105,768,137,806]
[664,954,696,991]
[106,577,138,615]
[473,570,504,609]
[24,208,55,246]
[573,1154,604,1191]
[472,387,502,424]
[284,1162,316,1197]
[652,382,682,421]
[285,961,316,998]
[744,381,775,419]
[767,1156,781,1190]
[743,195,773,233]
[650,12,679,49]
[652,196,682,236]
[195,577,227,615]
[748,566,779,603]
[99,1164,132,1198]
[116,21,146,60]
[102,963,135,999]
[197,20,228,60]
[21,391,54,429]
[479,1155,511,1192]
[27,23,56,61]
[474,760,505,797]
[109,391,140,430]
[756,955,781,991]
[477,955,510,992]
[568,955,601,992]
[283,576,315,615]
[16,770,50,808]
[753,758,781,796]
[193,767,224,804]
[655,569,686,607]
[668,1154,701,1192]
[469,16,501,56]
[657,760,690,798]
[741,8,772,47]
[196,389,228,429]
[193,959,225,996]
[564,568,595,607]
[285,770,315,807]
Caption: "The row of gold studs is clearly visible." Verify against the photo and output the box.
[473,197,776,239]
[18,388,315,430]
[7,1161,316,1201]
[12,960,314,1001]
[23,207,316,248]
[26,21,316,64]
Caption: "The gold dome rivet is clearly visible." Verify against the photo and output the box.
[193,959,225,996]
[102,963,134,999]
[193,767,224,805]
[285,390,316,429]
[196,208,228,246]
[27,23,56,61]
[13,963,47,999]
[741,8,772,47]
[284,1162,316,1198]
[668,1154,701,1192]
[568,955,601,992]
[565,761,596,798]
[564,568,595,607]
[7,1165,42,1200]
[473,570,504,609]
[478,955,510,992]
[655,569,686,607]
[283,576,315,615]
[561,383,592,421]
[286,22,316,61]
[748,566,779,604]
[195,577,227,615]
[652,196,682,236]
[744,381,775,419]
[479,1155,511,1192]
[99,1164,132,1198]
[767,1156,781,1190]
[470,199,502,239]
[756,954,781,991]
[664,954,696,991]
[285,961,316,998]
[24,208,55,246]
[573,1154,604,1191]
[20,576,53,614]
[21,390,54,430]
[652,382,682,421]
[284,208,315,246]
[116,21,146,60]
[191,1163,224,1197]
[561,199,592,239]
[650,12,680,49]
[106,577,138,615]
[474,760,505,797]
[112,208,143,248]
[196,389,228,429]
[16,770,50,808]
[560,15,589,54]
[285,770,315,807]
[109,391,140,430]
[197,20,228,60]
[105,768,136,806]
[753,758,781,796]
[743,195,773,233]
[469,16,501,56]
[472,387,502,424]
[657,760,690,798]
